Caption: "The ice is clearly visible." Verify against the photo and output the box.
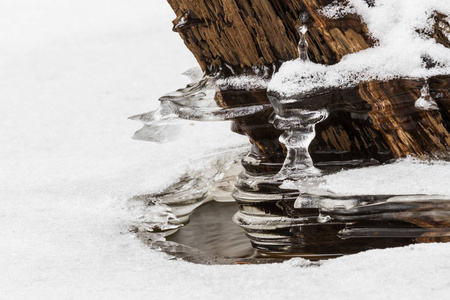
[129,101,178,124]
[128,199,183,235]
[216,75,270,90]
[415,82,440,110]
[127,144,247,239]
[131,121,182,143]
[291,157,450,205]
[130,75,272,143]
[182,67,204,83]
[290,158,450,229]
[271,120,324,180]
[297,11,311,61]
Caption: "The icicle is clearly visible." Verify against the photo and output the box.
[297,11,310,61]
[271,108,328,180]
[129,101,178,125]
[129,69,272,143]
[182,67,204,83]
[415,81,439,111]
[317,213,331,223]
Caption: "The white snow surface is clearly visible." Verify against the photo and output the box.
[1,1,450,299]
[270,0,450,96]
[319,1,357,19]
[316,158,450,196]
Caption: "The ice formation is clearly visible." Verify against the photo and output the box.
[128,145,247,237]
[267,9,329,180]
[215,74,270,90]
[259,0,450,248]
[130,71,271,129]
[415,82,440,110]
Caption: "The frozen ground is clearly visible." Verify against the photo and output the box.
[1,1,450,299]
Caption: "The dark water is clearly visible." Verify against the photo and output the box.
[163,195,450,262]
[167,201,255,258]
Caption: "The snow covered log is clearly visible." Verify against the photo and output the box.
[167,0,450,167]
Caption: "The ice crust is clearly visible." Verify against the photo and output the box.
[2,1,450,299]
[269,0,450,96]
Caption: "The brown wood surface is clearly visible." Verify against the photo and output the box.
[360,78,450,158]
[167,0,374,74]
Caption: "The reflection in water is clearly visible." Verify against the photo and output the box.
[168,201,255,258]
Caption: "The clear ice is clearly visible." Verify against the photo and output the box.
[415,81,439,111]
[129,69,271,143]
[271,109,328,180]
[269,10,329,181]
[297,12,310,61]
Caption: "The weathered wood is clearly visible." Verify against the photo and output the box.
[168,0,298,73]
[167,0,374,74]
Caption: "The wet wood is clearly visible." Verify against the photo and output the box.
[360,78,450,158]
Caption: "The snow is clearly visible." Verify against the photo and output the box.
[292,157,450,196]
[319,1,357,19]
[216,75,270,90]
[1,1,450,299]
[270,0,450,96]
